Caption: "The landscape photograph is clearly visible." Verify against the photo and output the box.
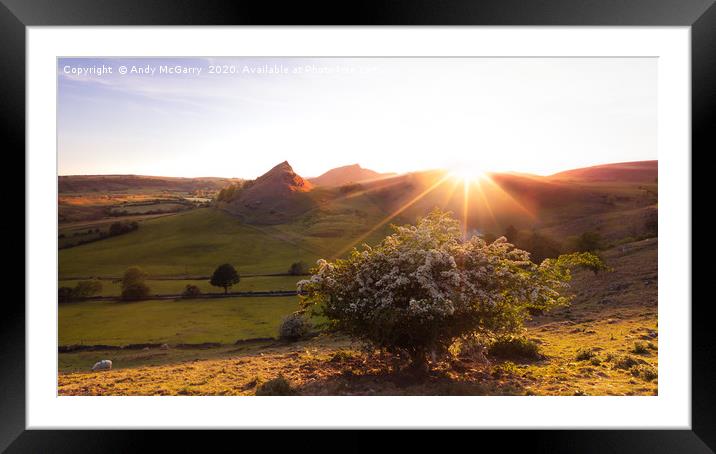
[57,57,658,396]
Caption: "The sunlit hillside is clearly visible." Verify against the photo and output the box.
[58,160,658,396]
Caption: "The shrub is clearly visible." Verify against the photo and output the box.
[643,210,658,237]
[575,348,597,361]
[329,350,359,363]
[72,280,103,298]
[574,231,603,252]
[518,231,563,263]
[255,375,295,396]
[449,335,488,361]
[182,284,202,298]
[630,364,657,381]
[488,336,541,361]
[631,341,649,355]
[299,209,605,369]
[108,221,139,237]
[279,312,312,341]
[59,280,103,303]
[121,266,150,301]
[492,361,519,378]
[288,261,309,275]
[121,283,151,301]
[611,354,641,370]
[58,287,74,303]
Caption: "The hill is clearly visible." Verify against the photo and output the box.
[309,164,395,187]
[548,160,657,183]
[334,166,656,239]
[58,205,393,278]
[221,161,317,224]
[59,161,658,277]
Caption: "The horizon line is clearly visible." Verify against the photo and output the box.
[57,159,658,180]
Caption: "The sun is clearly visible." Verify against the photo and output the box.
[448,164,487,183]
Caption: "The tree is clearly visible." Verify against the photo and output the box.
[121,266,150,301]
[72,280,103,298]
[59,280,103,303]
[643,210,658,237]
[504,225,518,242]
[109,222,125,236]
[108,221,139,237]
[574,231,603,252]
[299,209,605,371]
[288,261,309,275]
[58,287,74,303]
[210,263,240,294]
[520,231,563,263]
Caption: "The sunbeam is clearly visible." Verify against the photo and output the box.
[478,174,538,220]
[331,172,453,259]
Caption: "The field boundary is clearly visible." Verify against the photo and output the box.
[61,272,310,281]
[59,337,278,352]
[67,290,304,302]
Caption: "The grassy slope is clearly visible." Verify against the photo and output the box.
[59,208,320,277]
[59,296,300,346]
[59,200,395,278]
[59,238,658,396]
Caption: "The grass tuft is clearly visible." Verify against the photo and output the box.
[255,375,296,396]
[488,336,541,361]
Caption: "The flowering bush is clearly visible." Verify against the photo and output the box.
[298,209,604,368]
[278,312,312,341]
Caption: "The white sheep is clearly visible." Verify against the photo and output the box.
[91,360,113,371]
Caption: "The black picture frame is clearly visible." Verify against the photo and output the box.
[4,0,714,451]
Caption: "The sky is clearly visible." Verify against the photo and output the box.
[58,57,657,179]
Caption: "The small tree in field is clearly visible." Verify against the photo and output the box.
[288,261,309,275]
[182,284,202,298]
[210,263,240,294]
[121,266,150,301]
[299,209,606,371]
[574,231,603,253]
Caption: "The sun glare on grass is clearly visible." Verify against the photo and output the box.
[447,164,489,239]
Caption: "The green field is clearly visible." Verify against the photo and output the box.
[58,296,300,345]
[59,275,302,296]
[59,209,317,277]
[58,207,393,278]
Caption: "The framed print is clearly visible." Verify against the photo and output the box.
[5,0,714,451]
